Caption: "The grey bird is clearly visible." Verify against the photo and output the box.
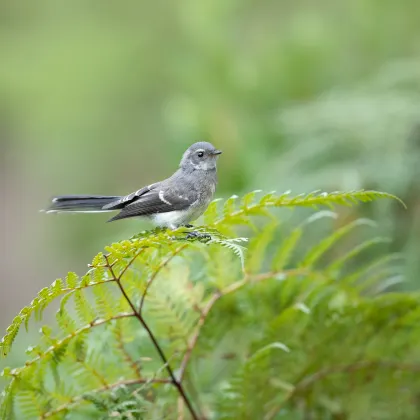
[46,142,222,229]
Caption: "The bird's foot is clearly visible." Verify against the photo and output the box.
[185,231,212,242]
[168,225,211,242]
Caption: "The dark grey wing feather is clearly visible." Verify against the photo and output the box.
[108,186,196,222]
[102,183,159,210]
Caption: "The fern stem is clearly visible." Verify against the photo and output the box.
[61,277,116,293]
[178,396,185,420]
[105,254,200,420]
[117,248,147,281]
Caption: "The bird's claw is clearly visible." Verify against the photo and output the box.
[185,231,212,241]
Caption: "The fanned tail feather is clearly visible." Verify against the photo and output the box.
[46,195,121,213]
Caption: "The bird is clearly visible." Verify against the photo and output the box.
[46,142,222,230]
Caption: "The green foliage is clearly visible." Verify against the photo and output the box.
[2,190,419,420]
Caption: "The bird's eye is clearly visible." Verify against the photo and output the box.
[197,151,204,158]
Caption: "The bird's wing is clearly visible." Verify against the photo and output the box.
[102,183,160,210]
[108,186,196,222]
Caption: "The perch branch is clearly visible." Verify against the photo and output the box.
[105,252,199,420]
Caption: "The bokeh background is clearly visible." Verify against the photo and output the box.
[1,0,420,363]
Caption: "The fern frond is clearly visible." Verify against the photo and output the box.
[145,266,203,354]
[343,253,404,287]
[271,211,337,271]
[245,223,278,274]
[299,218,376,268]
[74,291,97,325]
[0,189,410,420]
[208,237,248,270]
[0,267,116,358]
[326,237,391,277]
[205,189,405,227]
[6,313,134,391]
[272,190,406,209]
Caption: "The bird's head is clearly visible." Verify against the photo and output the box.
[180,142,222,171]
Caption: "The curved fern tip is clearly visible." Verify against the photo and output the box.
[346,190,405,208]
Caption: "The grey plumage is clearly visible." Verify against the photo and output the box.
[47,142,221,229]
[49,195,119,212]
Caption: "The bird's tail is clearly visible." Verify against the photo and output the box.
[46,195,121,213]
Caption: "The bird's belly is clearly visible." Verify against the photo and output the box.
[151,200,209,228]
[152,210,194,228]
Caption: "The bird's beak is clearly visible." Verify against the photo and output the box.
[212,150,222,155]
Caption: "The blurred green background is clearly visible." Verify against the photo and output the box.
[1,0,420,350]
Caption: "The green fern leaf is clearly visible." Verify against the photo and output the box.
[260,191,277,205]
[223,195,239,216]
[0,378,16,419]
[343,253,403,287]
[245,223,278,274]
[271,227,302,272]
[209,238,248,270]
[204,199,222,225]
[65,272,79,289]
[241,190,262,208]
[56,301,77,335]
[326,237,391,276]
[299,218,376,269]
[91,252,106,268]
[74,291,96,325]
[92,283,118,319]
[273,190,406,209]
[272,211,337,271]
